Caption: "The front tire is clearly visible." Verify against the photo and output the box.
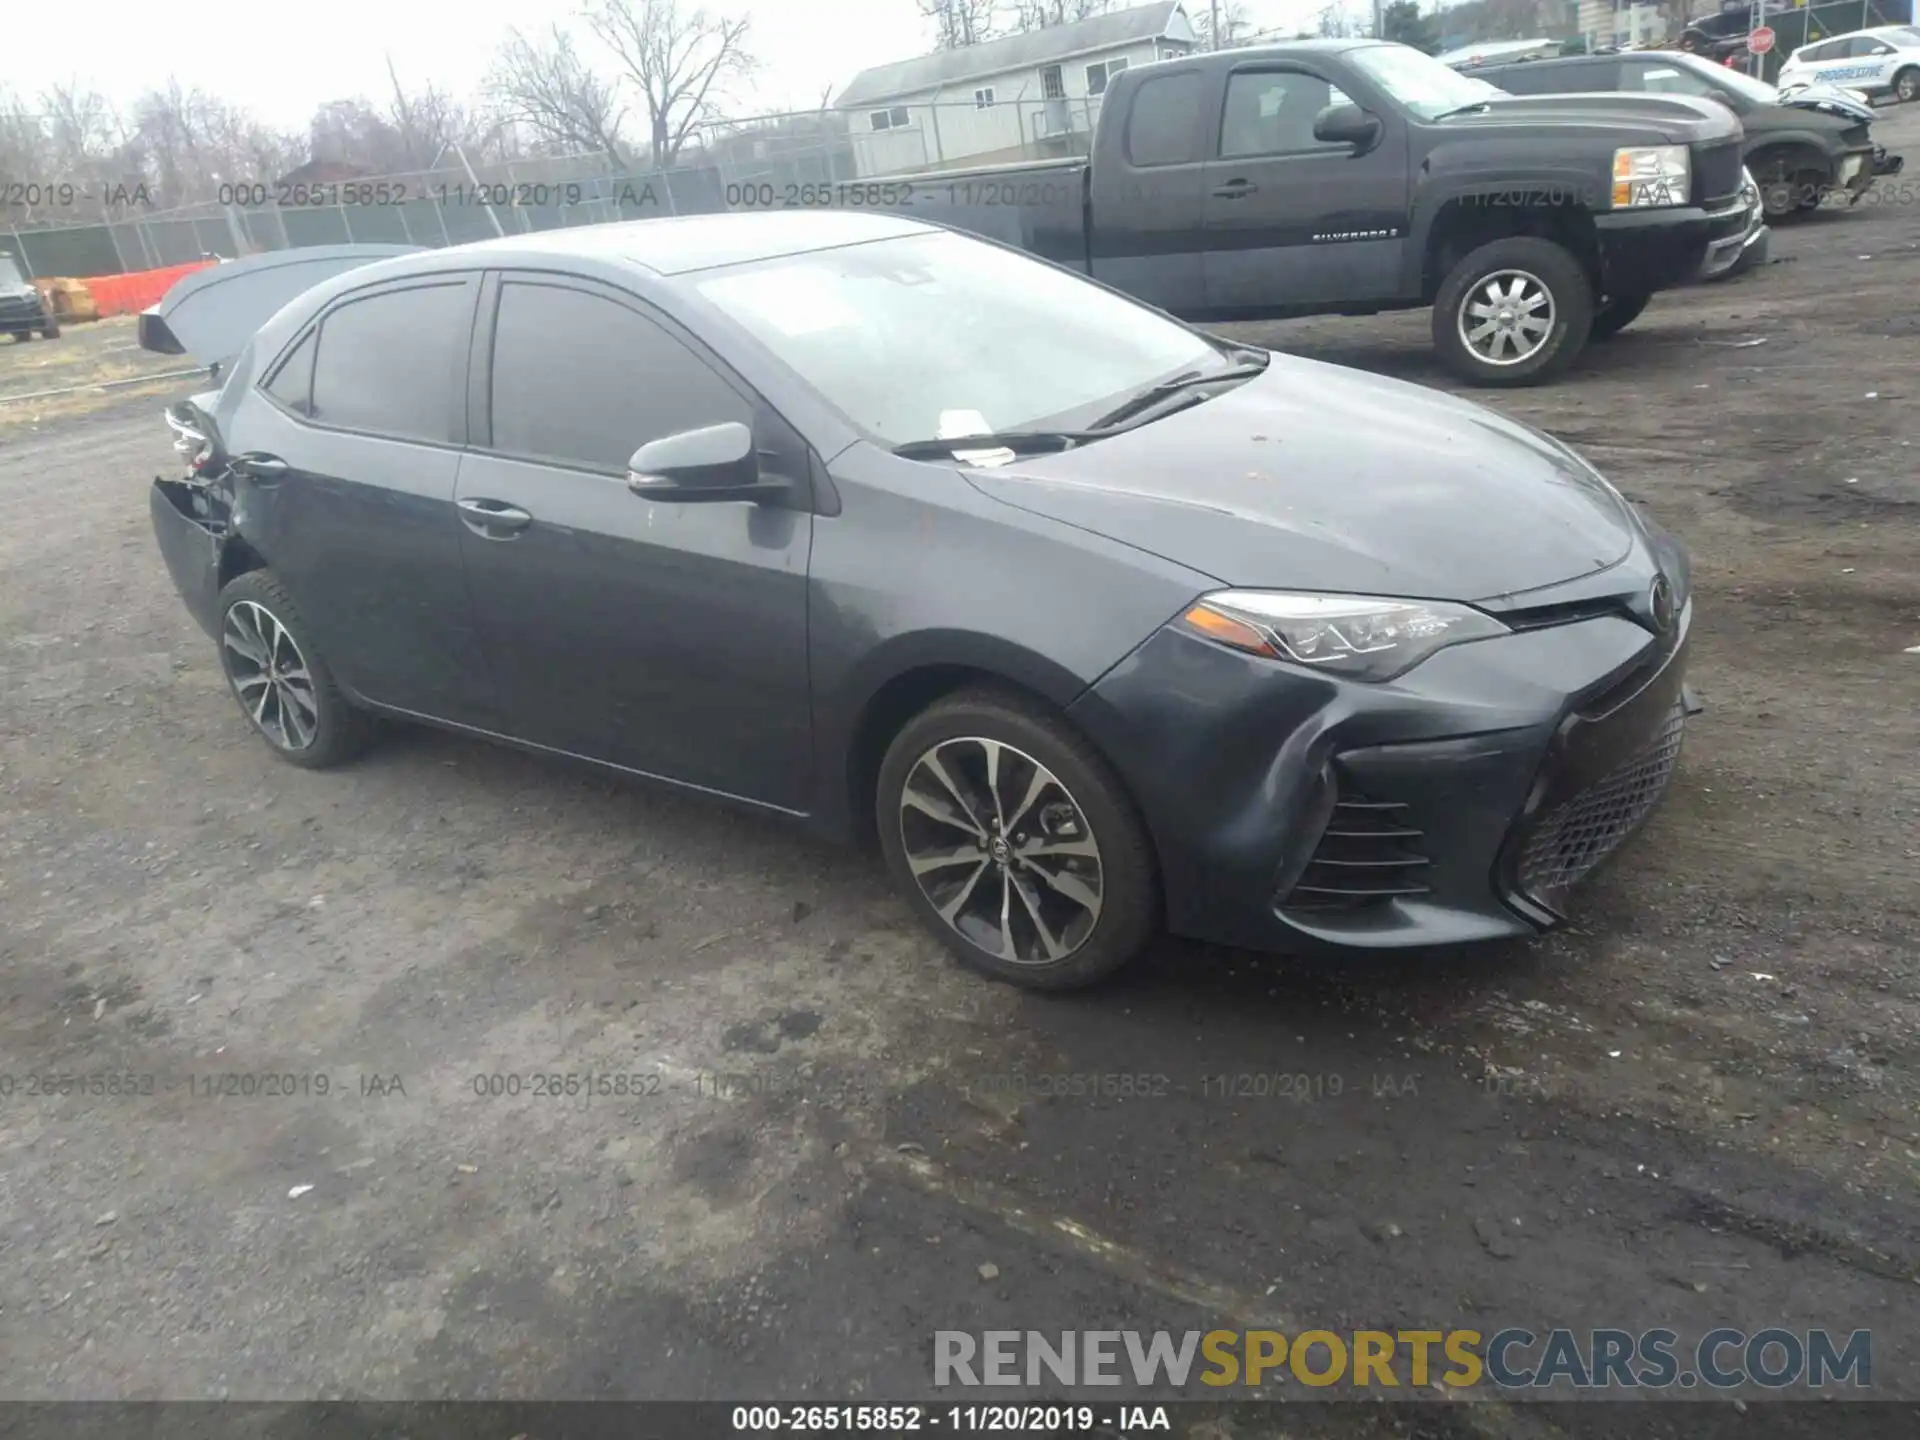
[1589,291,1651,341]
[215,570,372,769]
[1432,237,1593,387]
[876,688,1158,991]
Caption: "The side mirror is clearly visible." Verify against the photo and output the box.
[626,420,787,505]
[164,399,227,476]
[1313,104,1383,151]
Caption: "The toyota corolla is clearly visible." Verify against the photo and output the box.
[146,212,1696,990]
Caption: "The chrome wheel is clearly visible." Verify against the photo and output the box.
[1458,269,1555,367]
[222,600,318,751]
[897,736,1103,965]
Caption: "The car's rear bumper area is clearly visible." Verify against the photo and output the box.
[1597,197,1751,292]
[1068,594,1694,954]
[150,478,228,640]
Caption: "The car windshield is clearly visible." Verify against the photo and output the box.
[1668,51,1778,103]
[1347,42,1504,119]
[692,230,1222,446]
[0,255,26,289]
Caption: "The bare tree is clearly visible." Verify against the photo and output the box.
[917,0,998,49]
[586,0,754,166]
[486,25,631,166]
[1011,0,1114,31]
[1316,3,1363,38]
[1196,1,1255,49]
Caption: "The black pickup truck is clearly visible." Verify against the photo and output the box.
[876,39,1755,385]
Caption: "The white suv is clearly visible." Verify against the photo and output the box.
[1777,26,1920,103]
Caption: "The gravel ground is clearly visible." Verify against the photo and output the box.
[2,110,1917,1433]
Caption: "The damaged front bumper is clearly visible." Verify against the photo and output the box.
[1696,169,1768,282]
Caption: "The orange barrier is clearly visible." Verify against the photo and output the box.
[84,260,218,318]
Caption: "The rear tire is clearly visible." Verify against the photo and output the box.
[1589,291,1651,341]
[1432,236,1593,387]
[876,687,1158,991]
[1894,67,1919,104]
[40,319,60,339]
[215,570,372,770]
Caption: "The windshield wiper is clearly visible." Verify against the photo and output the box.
[1085,359,1270,432]
[891,429,1096,462]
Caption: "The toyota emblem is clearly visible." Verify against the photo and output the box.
[1649,574,1676,633]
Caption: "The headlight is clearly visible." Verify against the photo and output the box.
[1177,591,1511,682]
[1612,145,1690,208]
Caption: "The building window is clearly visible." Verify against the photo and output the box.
[868,105,912,131]
[1042,64,1065,99]
[1086,56,1130,96]
[974,86,995,108]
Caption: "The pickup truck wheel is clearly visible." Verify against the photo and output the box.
[40,319,60,340]
[1590,292,1651,342]
[1433,238,1592,387]
[216,570,373,770]
[877,688,1158,991]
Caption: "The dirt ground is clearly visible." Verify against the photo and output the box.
[2,110,1917,1435]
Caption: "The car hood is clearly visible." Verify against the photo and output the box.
[962,356,1637,603]
[1775,82,1878,124]
[1442,91,1742,146]
[138,243,423,369]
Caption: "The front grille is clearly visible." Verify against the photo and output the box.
[1516,701,1686,912]
[1694,139,1744,207]
[0,296,41,323]
[1283,790,1432,914]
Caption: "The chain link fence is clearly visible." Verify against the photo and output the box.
[4,93,1108,281]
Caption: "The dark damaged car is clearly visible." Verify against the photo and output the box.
[146,215,1698,990]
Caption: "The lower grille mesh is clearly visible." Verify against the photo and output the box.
[1518,701,1687,911]
[1284,791,1432,913]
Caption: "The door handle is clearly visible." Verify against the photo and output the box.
[457,498,533,536]
[234,452,289,480]
[1211,179,1257,199]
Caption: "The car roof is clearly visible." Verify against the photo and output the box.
[1808,25,1920,43]
[448,209,939,276]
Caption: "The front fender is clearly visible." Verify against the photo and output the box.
[808,627,1104,839]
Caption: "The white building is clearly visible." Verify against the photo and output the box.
[835,2,1200,178]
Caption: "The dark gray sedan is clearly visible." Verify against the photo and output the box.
[148,212,1695,990]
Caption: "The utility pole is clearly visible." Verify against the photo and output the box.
[1374,0,1384,38]
[1210,0,1220,48]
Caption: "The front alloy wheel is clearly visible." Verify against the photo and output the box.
[877,689,1157,990]
[1458,270,1555,367]
[899,736,1104,965]
[1431,236,1592,387]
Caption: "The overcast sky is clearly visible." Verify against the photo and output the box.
[11,0,1354,137]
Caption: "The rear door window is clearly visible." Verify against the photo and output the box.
[309,280,473,443]
[1124,71,1207,167]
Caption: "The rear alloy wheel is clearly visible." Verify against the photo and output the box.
[216,570,371,769]
[877,689,1157,990]
[1589,291,1651,342]
[1895,67,1919,104]
[1432,237,1592,387]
